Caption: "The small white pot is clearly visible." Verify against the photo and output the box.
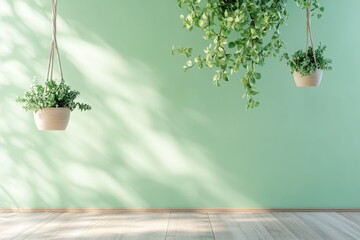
[34,108,71,131]
[293,69,323,87]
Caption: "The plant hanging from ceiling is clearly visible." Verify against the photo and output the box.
[173,0,324,108]
[283,0,332,87]
[17,0,91,131]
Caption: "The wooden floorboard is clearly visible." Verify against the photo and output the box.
[0,212,55,240]
[166,212,215,240]
[293,212,358,240]
[0,211,359,239]
[271,212,325,240]
[13,212,63,240]
[209,212,273,240]
[340,212,360,226]
[22,212,81,240]
[47,212,105,239]
[254,212,298,240]
[0,212,18,225]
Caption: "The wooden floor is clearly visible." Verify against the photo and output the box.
[1,211,360,239]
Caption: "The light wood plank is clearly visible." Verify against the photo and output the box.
[272,212,325,240]
[254,212,298,240]
[294,212,359,240]
[0,212,55,239]
[312,212,360,239]
[12,212,61,240]
[340,212,360,226]
[43,212,105,240]
[120,212,169,240]
[56,212,117,240]
[209,212,273,240]
[84,212,169,240]
[0,212,19,224]
[166,212,215,240]
[21,212,79,239]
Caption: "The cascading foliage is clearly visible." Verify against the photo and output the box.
[174,0,323,109]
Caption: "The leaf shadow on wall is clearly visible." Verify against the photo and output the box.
[0,0,256,208]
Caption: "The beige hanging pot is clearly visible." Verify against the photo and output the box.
[293,69,323,87]
[34,108,70,131]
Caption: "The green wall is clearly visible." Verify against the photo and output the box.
[1,0,359,208]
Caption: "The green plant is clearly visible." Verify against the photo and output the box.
[282,44,332,76]
[16,78,91,112]
[295,0,324,18]
[16,1,91,113]
[173,0,324,108]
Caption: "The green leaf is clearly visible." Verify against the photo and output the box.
[226,17,234,22]
[228,42,236,48]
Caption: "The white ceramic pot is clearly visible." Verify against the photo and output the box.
[293,69,323,87]
[34,108,70,131]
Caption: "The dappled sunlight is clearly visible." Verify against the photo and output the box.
[14,1,49,36]
[0,1,12,16]
[0,211,287,239]
[60,33,252,206]
[0,0,256,208]
[0,61,30,88]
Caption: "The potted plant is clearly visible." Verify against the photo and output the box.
[16,0,91,130]
[283,44,332,87]
[173,0,324,108]
[17,79,91,130]
[283,0,331,87]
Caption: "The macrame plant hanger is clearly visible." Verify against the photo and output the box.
[46,0,63,82]
[33,0,70,131]
[306,0,318,69]
[293,0,323,87]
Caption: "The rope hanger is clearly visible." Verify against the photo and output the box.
[305,0,318,69]
[46,0,64,81]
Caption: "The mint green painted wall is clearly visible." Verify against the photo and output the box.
[1,0,360,208]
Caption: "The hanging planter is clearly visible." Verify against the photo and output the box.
[173,0,326,107]
[34,107,70,131]
[293,68,322,87]
[16,0,91,131]
[283,0,332,87]
[173,0,289,109]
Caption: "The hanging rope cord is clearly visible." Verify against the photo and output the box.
[46,0,64,81]
[305,0,318,69]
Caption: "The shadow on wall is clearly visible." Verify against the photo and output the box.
[0,0,255,208]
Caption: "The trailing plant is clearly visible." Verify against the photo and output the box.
[16,78,91,112]
[282,44,332,76]
[173,0,324,109]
